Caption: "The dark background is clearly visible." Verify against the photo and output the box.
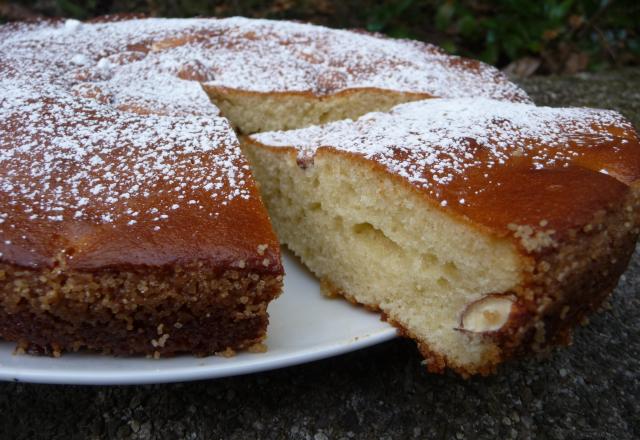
[1,0,639,76]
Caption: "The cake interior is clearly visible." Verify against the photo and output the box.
[204,87,430,133]
[242,145,525,370]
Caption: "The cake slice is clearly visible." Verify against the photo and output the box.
[245,98,640,375]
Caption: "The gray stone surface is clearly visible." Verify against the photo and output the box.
[1,68,639,440]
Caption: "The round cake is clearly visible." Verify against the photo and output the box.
[0,16,637,375]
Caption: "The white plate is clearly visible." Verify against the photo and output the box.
[0,250,396,385]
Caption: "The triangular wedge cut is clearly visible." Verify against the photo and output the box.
[246,98,640,375]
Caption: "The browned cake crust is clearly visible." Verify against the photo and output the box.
[0,93,284,356]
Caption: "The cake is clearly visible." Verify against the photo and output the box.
[246,98,640,375]
[1,17,637,374]
[0,16,527,358]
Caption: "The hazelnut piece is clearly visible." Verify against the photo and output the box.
[459,294,515,333]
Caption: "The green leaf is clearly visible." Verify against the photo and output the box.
[366,0,416,33]
[440,40,458,54]
[481,43,499,64]
[56,0,95,18]
[435,2,456,31]
[457,14,478,37]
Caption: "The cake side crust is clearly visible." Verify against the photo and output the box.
[431,182,638,375]
[0,259,283,357]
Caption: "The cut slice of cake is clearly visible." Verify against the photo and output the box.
[245,98,640,375]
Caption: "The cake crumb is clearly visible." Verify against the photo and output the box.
[508,223,556,252]
[247,342,267,353]
[320,278,341,298]
[217,347,236,358]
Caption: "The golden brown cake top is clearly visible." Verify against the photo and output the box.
[251,98,640,249]
[0,75,282,272]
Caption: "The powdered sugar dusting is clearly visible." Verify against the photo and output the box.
[0,79,247,250]
[252,98,635,203]
[180,17,528,100]
[0,77,247,229]
[1,16,530,100]
[0,16,529,255]
[193,17,530,100]
[0,18,260,236]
